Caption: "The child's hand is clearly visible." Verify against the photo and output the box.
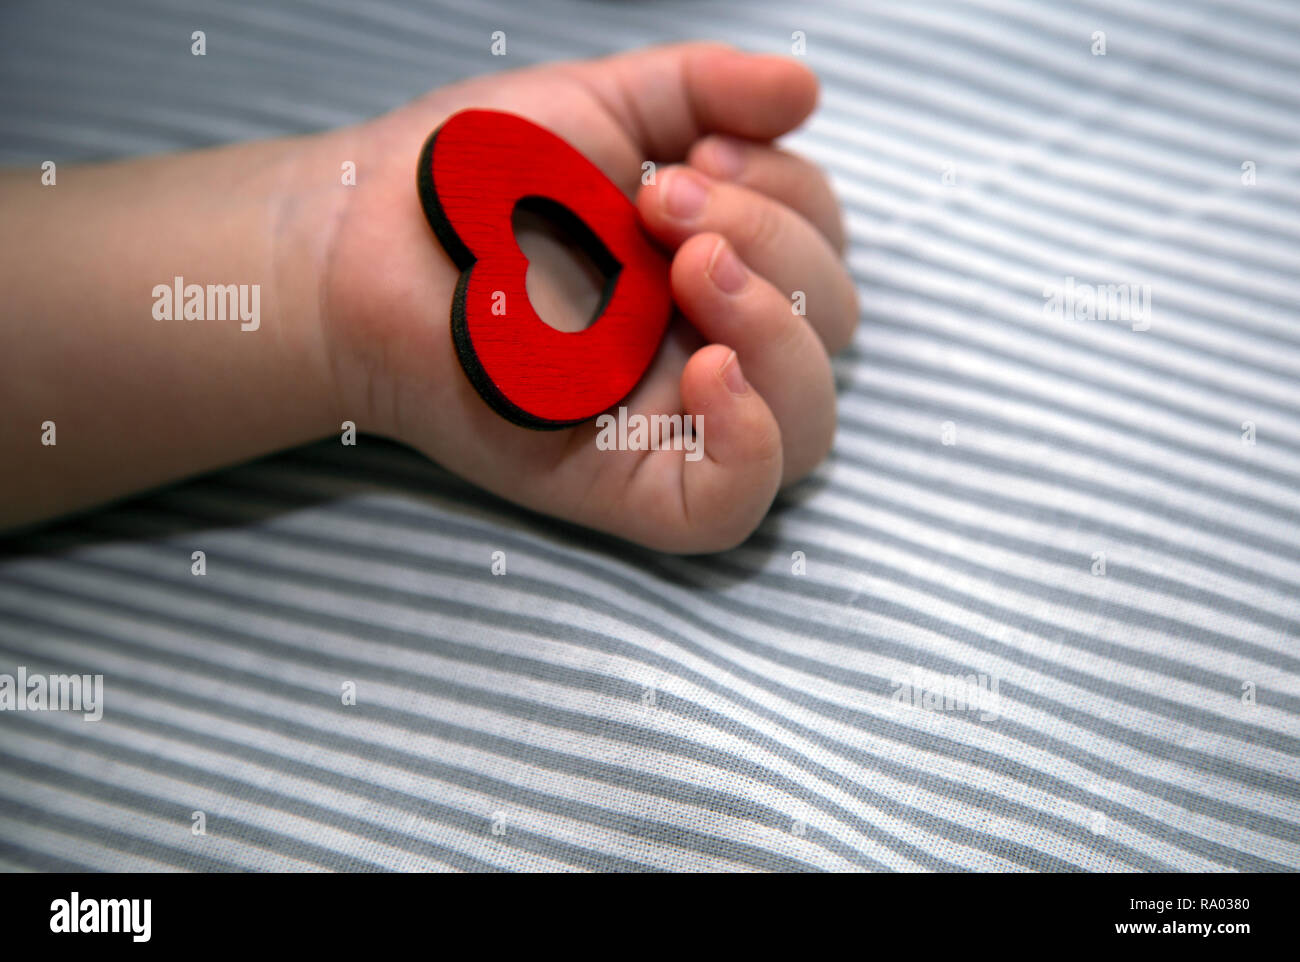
[0,43,856,550]
[320,44,858,552]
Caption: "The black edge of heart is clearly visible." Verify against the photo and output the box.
[417,120,593,432]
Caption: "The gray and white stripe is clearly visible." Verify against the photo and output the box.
[0,0,1296,871]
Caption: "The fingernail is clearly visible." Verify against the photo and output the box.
[719,350,749,396]
[707,239,748,294]
[664,167,709,220]
[706,137,745,179]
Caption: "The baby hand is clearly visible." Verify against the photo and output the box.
[318,43,858,552]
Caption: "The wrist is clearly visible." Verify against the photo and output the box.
[269,128,361,443]
[309,113,463,444]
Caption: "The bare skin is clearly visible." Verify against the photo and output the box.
[0,43,858,553]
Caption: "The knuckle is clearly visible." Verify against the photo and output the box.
[783,152,846,252]
[737,195,787,252]
[836,277,862,350]
[696,498,770,554]
[791,405,837,483]
[789,152,834,197]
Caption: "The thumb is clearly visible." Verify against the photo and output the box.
[566,43,819,162]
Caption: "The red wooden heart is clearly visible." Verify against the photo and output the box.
[417,109,672,429]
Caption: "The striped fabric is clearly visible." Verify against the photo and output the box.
[1,0,1298,872]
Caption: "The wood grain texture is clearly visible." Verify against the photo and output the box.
[417,109,672,429]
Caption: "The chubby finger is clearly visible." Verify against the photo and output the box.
[638,166,859,354]
[601,344,782,553]
[688,135,847,254]
[671,233,836,484]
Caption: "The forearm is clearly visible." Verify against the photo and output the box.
[0,131,352,530]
